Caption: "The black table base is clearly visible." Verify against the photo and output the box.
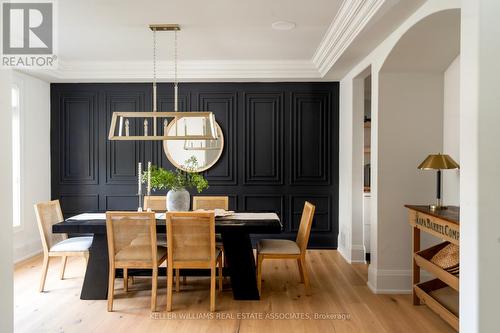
[81,234,109,300]
[221,231,260,300]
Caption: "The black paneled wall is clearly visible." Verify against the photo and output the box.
[50,83,339,248]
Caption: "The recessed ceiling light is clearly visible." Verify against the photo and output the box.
[272,21,296,31]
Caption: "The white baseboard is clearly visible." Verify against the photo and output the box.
[337,245,351,263]
[337,244,366,264]
[12,237,42,264]
[367,266,413,294]
[14,250,42,264]
[350,245,365,263]
[367,280,412,294]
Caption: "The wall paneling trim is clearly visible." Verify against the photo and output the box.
[51,82,339,248]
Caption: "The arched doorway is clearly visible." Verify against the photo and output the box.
[369,8,460,292]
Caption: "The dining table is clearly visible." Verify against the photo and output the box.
[52,212,282,301]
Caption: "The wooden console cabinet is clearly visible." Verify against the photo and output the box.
[406,205,459,331]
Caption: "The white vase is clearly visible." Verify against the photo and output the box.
[166,189,190,211]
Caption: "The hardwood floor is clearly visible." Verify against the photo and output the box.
[14,250,455,333]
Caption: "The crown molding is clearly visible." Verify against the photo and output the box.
[26,59,321,82]
[313,0,385,76]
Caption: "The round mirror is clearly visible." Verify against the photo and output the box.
[163,117,224,172]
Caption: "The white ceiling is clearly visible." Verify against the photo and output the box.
[58,0,341,62]
[24,0,428,82]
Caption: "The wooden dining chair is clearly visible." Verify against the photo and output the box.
[192,195,228,277]
[34,200,92,292]
[143,195,167,247]
[256,201,316,296]
[192,196,229,211]
[166,211,223,312]
[106,211,167,312]
[144,195,167,212]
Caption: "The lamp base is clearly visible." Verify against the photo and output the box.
[429,204,448,211]
[429,197,447,211]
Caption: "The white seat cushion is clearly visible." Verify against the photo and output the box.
[50,236,93,252]
[257,239,301,255]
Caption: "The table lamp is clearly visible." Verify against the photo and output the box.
[417,154,459,210]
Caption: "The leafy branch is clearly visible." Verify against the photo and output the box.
[141,156,209,193]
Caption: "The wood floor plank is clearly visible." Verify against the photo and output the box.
[14,250,455,333]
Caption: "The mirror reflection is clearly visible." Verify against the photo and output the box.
[163,117,224,172]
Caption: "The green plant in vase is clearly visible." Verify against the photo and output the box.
[142,156,208,211]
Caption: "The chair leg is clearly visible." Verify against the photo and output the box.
[151,267,158,312]
[223,251,228,282]
[166,267,173,312]
[107,266,115,312]
[297,258,304,283]
[183,275,187,285]
[39,255,50,292]
[210,267,216,312]
[123,268,128,292]
[175,268,180,292]
[59,256,67,280]
[257,254,263,296]
[220,246,227,282]
[299,256,310,295]
[217,255,223,292]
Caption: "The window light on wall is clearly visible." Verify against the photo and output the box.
[12,85,21,228]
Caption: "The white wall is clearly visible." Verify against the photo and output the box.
[351,75,366,261]
[338,72,367,263]
[460,1,500,331]
[0,69,14,333]
[338,78,353,260]
[375,73,443,291]
[443,56,460,206]
[12,72,51,262]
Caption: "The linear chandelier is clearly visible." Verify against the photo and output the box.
[108,24,218,141]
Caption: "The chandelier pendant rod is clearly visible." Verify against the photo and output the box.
[174,29,178,112]
[174,29,179,135]
[152,28,158,136]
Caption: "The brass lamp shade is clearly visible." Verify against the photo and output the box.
[417,153,459,211]
[417,154,459,170]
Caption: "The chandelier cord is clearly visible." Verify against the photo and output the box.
[152,29,157,112]
[174,30,177,85]
[174,29,178,112]
[153,29,157,85]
